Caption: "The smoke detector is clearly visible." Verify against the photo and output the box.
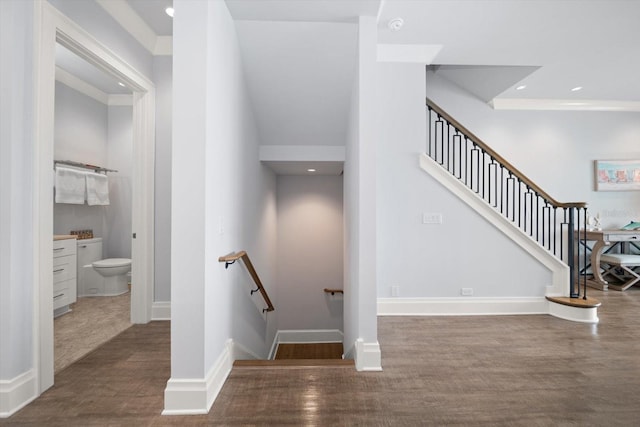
[388,17,404,32]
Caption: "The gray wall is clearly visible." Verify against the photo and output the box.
[376,63,551,299]
[153,56,172,302]
[53,82,108,240]
[53,83,133,260]
[0,0,35,383]
[106,105,133,259]
[375,62,640,300]
[170,0,278,388]
[276,175,344,332]
[427,70,640,230]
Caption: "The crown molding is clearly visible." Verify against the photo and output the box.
[108,94,133,106]
[96,0,160,55]
[55,66,133,106]
[491,98,640,112]
[55,66,108,104]
[377,43,442,64]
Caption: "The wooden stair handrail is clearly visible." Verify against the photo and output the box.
[323,288,344,295]
[426,98,586,209]
[219,251,274,313]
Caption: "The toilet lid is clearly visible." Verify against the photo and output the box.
[93,258,131,268]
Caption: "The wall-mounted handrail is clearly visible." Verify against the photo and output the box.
[219,251,274,313]
[323,288,344,296]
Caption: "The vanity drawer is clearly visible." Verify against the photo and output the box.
[53,254,77,282]
[53,284,71,310]
[53,238,76,258]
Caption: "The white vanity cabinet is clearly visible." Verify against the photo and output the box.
[53,236,77,315]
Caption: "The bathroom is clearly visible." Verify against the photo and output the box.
[53,44,133,371]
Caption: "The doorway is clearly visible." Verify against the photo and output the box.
[53,41,135,372]
[34,2,155,393]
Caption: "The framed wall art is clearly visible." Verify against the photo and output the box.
[594,159,640,191]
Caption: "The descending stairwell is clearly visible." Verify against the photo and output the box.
[423,99,600,322]
[234,343,354,368]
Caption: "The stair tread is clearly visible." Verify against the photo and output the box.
[233,359,355,368]
[546,296,601,308]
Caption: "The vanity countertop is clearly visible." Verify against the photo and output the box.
[54,234,77,241]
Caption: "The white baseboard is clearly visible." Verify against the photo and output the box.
[378,297,548,316]
[0,369,37,418]
[232,341,263,361]
[268,329,344,360]
[162,340,233,415]
[354,339,382,372]
[151,301,171,320]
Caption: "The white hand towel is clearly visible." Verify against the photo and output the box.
[86,172,110,206]
[55,167,86,204]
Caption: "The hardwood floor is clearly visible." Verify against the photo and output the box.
[275,343,344,359]
[5,287,640,426]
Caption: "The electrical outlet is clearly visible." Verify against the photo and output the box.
[391,285,400,297]
[422,212,443,224]
[461,288,474,296]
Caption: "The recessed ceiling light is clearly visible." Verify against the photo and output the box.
[388,17,404,32]
[571,86,583,92]
[516,85,527,91]
[117,82,125,87]
[165,7,174,18]
[307,168,316,173]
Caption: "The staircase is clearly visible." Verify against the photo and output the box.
[423,99,600,320]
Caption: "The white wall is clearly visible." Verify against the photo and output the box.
[375,63,640,301]
[343,16,380,371]
[276,175,344,332]
[53,82,108,240]
[0,0,35,399]
[153,56,172,302]
[53,84,133,260]
[376,63,551,299]
[427,70,640,230]
[167,0,277,413]
[106,105,132,259]
[54,82,108,164]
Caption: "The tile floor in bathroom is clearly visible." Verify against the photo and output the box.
[54,292,131,373]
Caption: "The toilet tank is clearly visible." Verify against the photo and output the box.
[77,237,103,273]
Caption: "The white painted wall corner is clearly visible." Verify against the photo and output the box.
[162,340,233,415]
[0,370,37,418]
[354,339,382,372]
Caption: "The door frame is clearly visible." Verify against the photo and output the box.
[33,2,155,393]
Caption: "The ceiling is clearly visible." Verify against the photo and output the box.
[56,0,640,173]
[377,0,640,108]
[63,0,640,104]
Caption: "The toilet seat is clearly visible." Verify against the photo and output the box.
[92,258,131,268]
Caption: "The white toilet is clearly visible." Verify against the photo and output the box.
[77,237,131,297]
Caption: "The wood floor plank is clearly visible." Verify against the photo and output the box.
[7,287,640,426]
[275,342,343,359]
